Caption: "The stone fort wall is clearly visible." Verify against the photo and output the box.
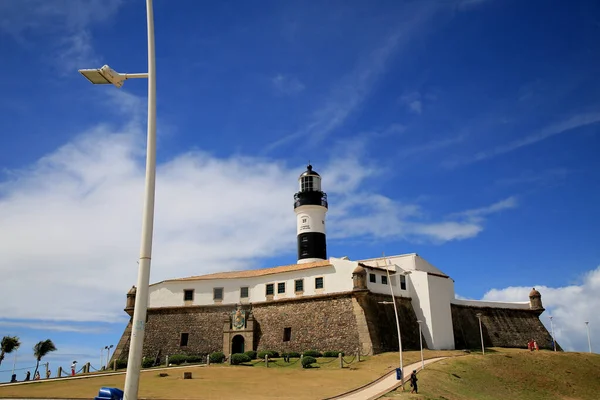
[111,294,556,364]
[111,291,425,363]
[451,304,560,350]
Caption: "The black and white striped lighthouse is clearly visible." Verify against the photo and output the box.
[294,164,328,264]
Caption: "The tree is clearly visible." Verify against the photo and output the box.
[33,339,57,377]
[0,336,21,366]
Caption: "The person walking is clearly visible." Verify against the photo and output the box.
[410,370,419,394]
[71,361,77,376]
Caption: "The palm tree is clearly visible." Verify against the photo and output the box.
[33,339,57,377]
[0,336,21,366]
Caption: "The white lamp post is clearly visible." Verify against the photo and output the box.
[549,316,557,352]
[78,1,157,399]
[585,322,592,353]
[11,349,17,377]
[377,254,411,389]
[100,347,104,369]
[416,320,424,370]
[106,345,114,368]
[475,313,485,355]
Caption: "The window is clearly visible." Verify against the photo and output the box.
[295,279,304,292]
[183,289,194,301]
[213,287,223,300]
[400,275,407,290]
[369,273,376,283]
[180,333,189,347]
[381,275,388,285]
[240,287,249,298]
[278,282,286,294]
[283,327,292,342]
[315,277,324,289]
[266,283,274,296]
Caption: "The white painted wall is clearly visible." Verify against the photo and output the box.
[426,274,456,349]
[148,258,358,308]
[295,205,326,235]
[452,298,530,309]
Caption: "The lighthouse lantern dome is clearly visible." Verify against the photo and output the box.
[298,164,322,192]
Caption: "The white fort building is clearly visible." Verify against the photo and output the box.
[113,165,555,361]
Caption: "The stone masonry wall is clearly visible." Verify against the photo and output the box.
[251,294,360,354]
[115,293,363,361]
[451,304,561,350]
[356,292,424,354]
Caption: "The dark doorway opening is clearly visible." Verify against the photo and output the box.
[232,335,245,354]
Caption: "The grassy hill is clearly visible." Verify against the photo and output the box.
[384,348,600,400]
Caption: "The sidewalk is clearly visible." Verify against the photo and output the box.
[327,356,448,400]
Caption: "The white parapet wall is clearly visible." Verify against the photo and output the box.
[451,298,531,310]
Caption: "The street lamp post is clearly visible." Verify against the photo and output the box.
[377,254,411,389]
[106,345,114,368]
[585,322,592,353]
[475,313,485,355]
[11,349,17,377]
[100,347,104,369]
[78,1,157,399]
[549,316,557,352]
[416,320,424,370]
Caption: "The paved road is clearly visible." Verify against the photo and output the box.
[328,356,448,400]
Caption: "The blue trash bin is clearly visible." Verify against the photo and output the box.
[94,387,124,400]
[395,368,402,381]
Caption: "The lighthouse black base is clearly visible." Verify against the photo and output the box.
[297,232,327,262]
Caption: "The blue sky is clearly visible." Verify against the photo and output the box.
[1,0,599,382]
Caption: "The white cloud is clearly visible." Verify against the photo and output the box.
[450,196,518,222]
[447,111,600,167]
[0,320,107,334]
[264,3,440,153]
[0,95,517,323]
[272,74,305,95]
[482,266,600,353]
[0,0,124,71]
[400,92,424,115]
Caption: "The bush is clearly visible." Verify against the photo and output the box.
[286,352,301,358]
[231,353,251,365]
[209,351,226,364]
[303,350,322,358]
[302,356,317,368]
[168,354,188,365]
[186,355,204,364]
[116,359,127,369]
[244,350,257,360]
[142,358,154,368]
[257,350,279,359]
[323,351,344,357]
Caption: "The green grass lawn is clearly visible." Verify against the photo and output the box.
[383,348,600,400]
[0,350,463,399]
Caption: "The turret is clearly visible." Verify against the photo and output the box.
[529,287,544,312]
[125,285,136,317]
[294,164,328,264]
[352,265,367,290]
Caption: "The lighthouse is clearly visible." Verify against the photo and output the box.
[294,164,328,264]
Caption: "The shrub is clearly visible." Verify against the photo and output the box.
[302,356,317,368]
[257,350,279,359]
[323,351,344,357]
[142,358,154,368]
[231,353,251,365]
[186,355,204,364]
[209,351,225,364]
[303,350,322,358]
[116,359,127,369]
[286,352,301,358]
[168,354,188,365]
[244,350,257,360]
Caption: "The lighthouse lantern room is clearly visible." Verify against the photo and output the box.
[294,164,328,264]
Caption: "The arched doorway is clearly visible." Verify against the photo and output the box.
[232,335,245,354]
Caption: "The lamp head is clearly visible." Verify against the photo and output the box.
[79,65,125,88]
